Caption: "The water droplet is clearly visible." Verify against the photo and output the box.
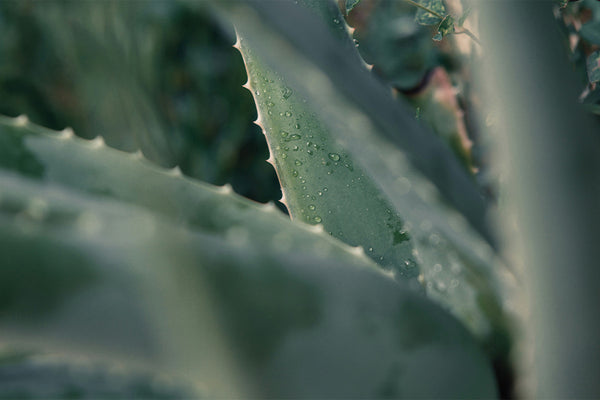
[282,87,293,99]
[314,216,322,223]
[255,90,261,96]
[308,204,316,211]
[429,233,441,246]
[280,130,289,138]
[307,149,313,155]
[268,110,273,115]
[323,187,328,192]
[287,134,301,141]
[333,18,340,24]
[328,153,340,161]
[318,191,323,196]
[285,111,292,117]
[301,179,306,184]
[295,159,302,166]
[281,153,287,159]
[292,145,299,151]
[433,264,442,273]
[267,101,274,107]
[368,247,373,252]
[292,170,298,177]
[295,123,300,129]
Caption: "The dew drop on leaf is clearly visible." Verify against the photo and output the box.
[328,153,341,161]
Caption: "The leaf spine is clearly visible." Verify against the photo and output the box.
[263,201,277,212]
[58,127,75,140]
[13,115,29,127]
[349,245,366,257]
[131,149,144,160]
[232,36,241,50]
[309,224,325,233]
[168,166,183,177]
[253,114,264,129]
[217,183,233,194]
[88,135,105,149]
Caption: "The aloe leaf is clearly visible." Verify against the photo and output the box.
[0,114,375,267]
[0,172,497,398]
[229,1,518,358]
[0,352,196,399]
[238,39,419,284]
[478,1,600,396]
[214,0,495,247]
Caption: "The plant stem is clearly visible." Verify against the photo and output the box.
[404,0,444,19]
[403,0,481,46]
[454,28,482,46]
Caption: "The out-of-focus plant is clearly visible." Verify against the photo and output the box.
[0,0,598,398]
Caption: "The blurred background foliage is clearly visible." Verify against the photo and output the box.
[0,0,280,206]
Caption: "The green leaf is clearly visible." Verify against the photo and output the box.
[239,39,420,283]
[0,115,370,267]
[415,0,446,25]
[0,168,498,398]
[579,22,600,45]
[230,0,517,360]
[345,0,360,14]
[434,15,455,41]
[587,50,600,83]
[215,0,496,246]
[0,352,196,399]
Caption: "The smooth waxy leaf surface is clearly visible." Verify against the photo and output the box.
[0,115,373,268]
[238,38,419,283]
[229,0,518,357]
[0,126,498,397]
[0,352,196,399]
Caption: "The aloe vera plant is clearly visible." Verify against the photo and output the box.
[1,0,599,398]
